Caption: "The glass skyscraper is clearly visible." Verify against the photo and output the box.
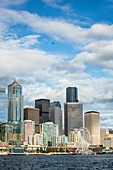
[0,88,8,122]
[8,80,24,121]
[66,87,78,102]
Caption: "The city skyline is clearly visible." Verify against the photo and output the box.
[0,0,113,129]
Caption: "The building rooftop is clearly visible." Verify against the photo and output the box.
[84,111,100,114]
[8,80,21,87]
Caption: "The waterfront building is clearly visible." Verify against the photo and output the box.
[69,128,79,143]
[100,129,113,145]
[24,108,40,133]
[35,99,50,123]
[57,135,68,146]
[32,133,43,146]
[10,145,24,153]
[0,121,23,144]
[8,80,24,121]
[103,137,113,147]
[66,87,78,103]
[0,88,8,122]
[84,111,100,145]
[40,120,58,147]
[49,102,62,135]
[23,120,35,145]
[64,102,83,136]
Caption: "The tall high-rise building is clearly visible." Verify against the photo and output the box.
[0,88,8,122]
[64,102,83,136]
[24,108,40,133]
[8,80,24,121]
[35,99,50,123]
[84,111,100,145]
[66,87,78,103]
[49,105,62,135]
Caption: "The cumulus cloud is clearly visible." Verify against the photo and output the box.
[0,8,113,128]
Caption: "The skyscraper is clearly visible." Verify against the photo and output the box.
[0,88,8,122]
[66,87,78,103]
[24,107,40,133]
[49,102,62,135]
[35,99,50,123]
[64,102,83,136]
[8,80,24,122]
[84,111,100,145]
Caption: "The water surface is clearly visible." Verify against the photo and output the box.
[0,154,113,170]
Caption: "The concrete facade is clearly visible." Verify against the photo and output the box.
[23,120,35,145]
[84,111,100,145]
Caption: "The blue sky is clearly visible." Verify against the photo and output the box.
[0,0,113,128]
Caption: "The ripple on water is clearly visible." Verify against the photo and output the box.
[0,155,113,170]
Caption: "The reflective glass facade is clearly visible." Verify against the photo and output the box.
[8,81,24,121]
[40,121,58,147]
[64,102,83,136]
[0,121,23,144]
[66,87,78,102]
[0,88,8,122]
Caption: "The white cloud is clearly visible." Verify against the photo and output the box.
[0,0,28,7]
[42,0,72,12]
[0,8,113,129]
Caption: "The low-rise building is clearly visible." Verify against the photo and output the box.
[103,137,113,147]
[100,129,113,146]
[57,135,68,146]
[32,133,43,146]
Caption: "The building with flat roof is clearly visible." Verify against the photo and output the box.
[35,99,50,123]
[64,102,83,136]
[66,87,78,103]
[24,107,40,133]
[84,111,100,145]
[40,120,58,147]
[49,104,62,135]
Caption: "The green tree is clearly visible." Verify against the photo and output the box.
[40,147,43,153]
[59,148,64,152]
[47,147,52,153]
[37,148,39,153]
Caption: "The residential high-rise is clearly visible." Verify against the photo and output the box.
[49,102,62,135]
[23,120,35,145]
[0,88,8,122]
[8,80,24,121]
[66,87,78,103]
[40,120,58,147]
[64,102,83,136]
[24,108,40,133]
[35,99,50,123]
[84,111,100,145]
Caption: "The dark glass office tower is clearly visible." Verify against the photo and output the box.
[35,99,50,123]
[66,87,78,102]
